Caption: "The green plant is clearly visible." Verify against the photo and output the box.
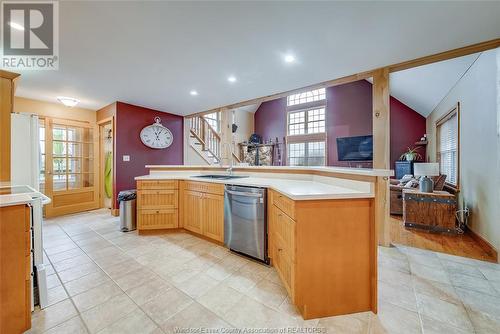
[399,147,422,161]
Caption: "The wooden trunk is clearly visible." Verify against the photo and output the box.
[403,190,457,233]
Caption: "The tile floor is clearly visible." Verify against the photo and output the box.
[27,209,500,334]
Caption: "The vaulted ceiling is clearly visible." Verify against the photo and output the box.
[13,1,500,116]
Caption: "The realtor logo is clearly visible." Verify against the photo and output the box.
[1,1,59,70]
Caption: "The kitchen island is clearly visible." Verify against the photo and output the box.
[135,165,392,319]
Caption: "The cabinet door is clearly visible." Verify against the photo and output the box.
[183,190,202,234]
[202,193,224,242]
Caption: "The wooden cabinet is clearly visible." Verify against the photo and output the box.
[183,190,203,234]
[0,204,32,334]
[137,180,179,230]
[268,189,376,320]
[181,181,224,242]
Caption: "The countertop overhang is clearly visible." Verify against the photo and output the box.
[137,166,393,200]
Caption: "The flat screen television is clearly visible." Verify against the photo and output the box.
[336,135,373,161]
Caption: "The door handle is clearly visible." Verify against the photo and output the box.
[226,190,263,198]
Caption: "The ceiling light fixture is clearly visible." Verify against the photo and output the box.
[284,54,296,63]
[227,76,237,83]
[8,21,24,31]
[57,96,80,107]
[190,90,198,96]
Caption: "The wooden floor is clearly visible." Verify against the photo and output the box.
[390,216,497,263]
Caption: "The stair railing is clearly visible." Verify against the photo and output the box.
[189,116,221,163]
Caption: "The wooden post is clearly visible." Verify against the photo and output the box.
[219,108,232,165]
[0,70,20,183]
[372,68,391,247]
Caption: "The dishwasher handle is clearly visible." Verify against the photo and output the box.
[226,189,263,198]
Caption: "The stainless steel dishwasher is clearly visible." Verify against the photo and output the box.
[224,185,268,264]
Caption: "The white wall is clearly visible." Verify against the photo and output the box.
[232,109,255,159]
[426,48,500,253]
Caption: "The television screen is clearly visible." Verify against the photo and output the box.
[336,135,373,161]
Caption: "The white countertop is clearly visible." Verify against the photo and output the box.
[135,171,375,200]
[0,185,51,207]
[145,165,394,177]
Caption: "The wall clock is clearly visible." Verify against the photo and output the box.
[140,117,174,149]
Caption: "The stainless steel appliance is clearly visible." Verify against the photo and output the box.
[224,185,268,263]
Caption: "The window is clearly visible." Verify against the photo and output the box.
[286,89,327,166]
[436,105,459,186]
[287,88,326,106]
[203,112,220,133]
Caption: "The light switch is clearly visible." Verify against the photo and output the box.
[122,155,130,162]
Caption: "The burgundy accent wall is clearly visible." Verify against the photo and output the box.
[114,102,183,207]
[390,97,426,167]
[254,80,426,170]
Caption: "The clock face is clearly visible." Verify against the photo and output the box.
[140,124,173,149]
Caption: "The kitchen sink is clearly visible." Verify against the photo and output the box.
[191,174,249,180]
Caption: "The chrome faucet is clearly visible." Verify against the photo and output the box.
[221,142,234,176]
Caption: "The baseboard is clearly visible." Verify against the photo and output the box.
[468,227,498,262]
[111,209,119,216]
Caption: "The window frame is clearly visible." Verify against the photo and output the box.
[435,103,460,189]
[285,88,328,166]
[203,112,221,133]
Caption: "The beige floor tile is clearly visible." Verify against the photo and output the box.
[449,272,498,296]
[412,276,460,305]
[221,295,285,328]
[52,254,92,272]
[81,293,138,333]
[223,268,264,293]
[378,256,410,273]
[114,268,158,290]
[277,297,320,327]
[441,259,485,278]
[378,267,412,287]
[93,253,133,269]
[46,285,69,307]
[245,278,288,310]
[378,280,417,312]
[456,287,500,318]
[98,310,159,334]
[197,283,245,317]
[161,302,231,333]
[72,281,123,312]
[177,273,220,299]
[43,315,88,334]
[86,246,125,260]
[31,299,79,333]
[126,276,172,305]
[420,315,473,334]
[46,274,62,289]
[64,270,111,296]
[318,312,370,334]
[168,266,203,285]
[410,262,451,285]
[141,288,194,326]
[416,293,473,330]
[239,260,272,277]
[478,267,500,282]
[48,248,86,263]
[57,262,101,283]
[406,253,443,269]
[467,309,500,334]
[264,268,283,285]
[379,246,407,261]
[369,301,422,334]
[45,242,78,256]
[204,260,238,281]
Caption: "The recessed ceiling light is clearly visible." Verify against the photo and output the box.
[284,54,296,63]
[8,21,24,31]
[227,76,237,83]
[190,90,198,96]
[57,96,80,107]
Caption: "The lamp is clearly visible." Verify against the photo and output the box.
[414,163,440,193]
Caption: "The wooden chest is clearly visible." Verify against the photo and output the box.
[403,190,457,233]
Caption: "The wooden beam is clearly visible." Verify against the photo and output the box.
[388,38,500,73]
[372,68,391,247]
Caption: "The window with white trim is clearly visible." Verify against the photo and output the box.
[436,106,459,186]
[286,88,327,166]
[203,112,220,133]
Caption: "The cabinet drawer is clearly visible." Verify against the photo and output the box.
[274,207,296,261]
[138,209,178,230]
[273,192,295,220]
[274,237,295,300]
[137,190,178,209]
[182,181,224,196]
[137,180,178,190]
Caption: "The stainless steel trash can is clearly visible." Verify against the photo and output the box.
[118,190,137,232]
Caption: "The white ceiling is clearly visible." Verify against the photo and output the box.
[12,1,500,116]
[389,53,481,117]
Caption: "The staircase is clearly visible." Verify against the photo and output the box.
[189,116,221,165]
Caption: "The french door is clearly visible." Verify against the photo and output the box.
[42,118,99,217]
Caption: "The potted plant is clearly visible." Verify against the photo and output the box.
[399,147,422,161]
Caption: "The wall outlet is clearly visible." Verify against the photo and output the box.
[122,155,130,162]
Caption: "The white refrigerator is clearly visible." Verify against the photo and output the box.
[11,113,49,309]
